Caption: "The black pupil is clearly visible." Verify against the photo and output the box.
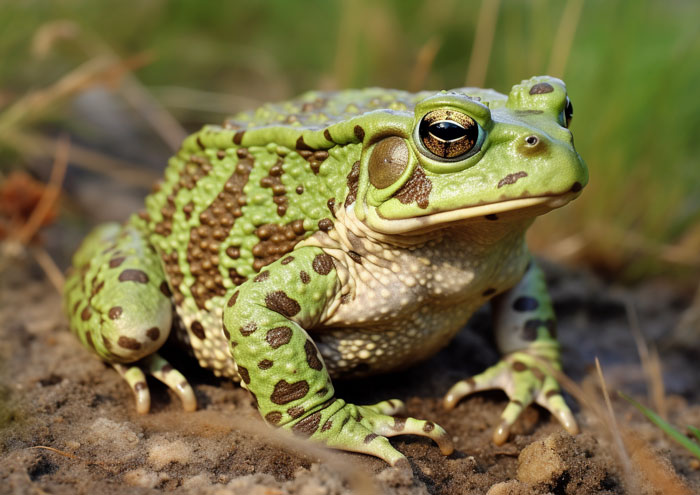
[565,99,573,122]
[429,120,467,141]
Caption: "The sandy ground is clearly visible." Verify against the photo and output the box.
[1,245,699,494]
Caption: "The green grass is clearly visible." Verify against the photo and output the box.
[1,0,699,280]
[620,391,700,460]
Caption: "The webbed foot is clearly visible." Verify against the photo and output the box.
[291,398,453,465]
[444,343,578,444]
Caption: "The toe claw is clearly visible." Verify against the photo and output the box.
[175,381,197,412]
[134,383,151,414]
[493,420,510,445]
[443,379,475,410]
[144,354,197,412]
[443,393,459,411]
[554,407,579,435]
[435,431,455,455]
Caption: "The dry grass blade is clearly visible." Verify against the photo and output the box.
[191,412,379,494]
[0,53,151,136]
[257,427,379,494]
[331,0,362,90]
[32,20,81,58]
[0,137,66,291]
[16,136,69,246]
[547,0,585,77]
[409,37,441,92]
[545,363,637,489]
[11,131,159,188]
[594,357,631,476]
[625,299,667,419]
[31,247,65,294]
[30,21,186,151]
[119,71,187,152]
[13,135,69,293]
[551,359,693,493]
[149,86,262,115]
[623,433,695,495]
[464,0,501,87]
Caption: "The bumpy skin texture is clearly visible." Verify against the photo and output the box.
[64,76,587,464]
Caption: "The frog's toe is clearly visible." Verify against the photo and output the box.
[535,379,579,435]
[143,353,197,412]
[378,416,454,455]
[318,411,408,465]
[302,400,452,463]
[112,363,151,414]
[349,430,409,466]
[363,399,406,416]
[492,381,579,445]
[358,404,453,456]
[492,397,529,445]
[443,363,505,411]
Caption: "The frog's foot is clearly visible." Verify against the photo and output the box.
[294,399,453,465]
[361,399,407,416]
[112,353,197,414]
[443,345,578,444]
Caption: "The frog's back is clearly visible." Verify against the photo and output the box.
[226,88,426,130]
[140,90,417,306]
[135,90,416,340]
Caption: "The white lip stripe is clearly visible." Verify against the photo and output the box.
[368,193,579,235]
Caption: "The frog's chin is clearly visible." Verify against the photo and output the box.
[367,192,580,235]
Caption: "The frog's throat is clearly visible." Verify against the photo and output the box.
[363,192,579,236]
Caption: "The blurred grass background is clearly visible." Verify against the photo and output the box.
[0,0,698,283]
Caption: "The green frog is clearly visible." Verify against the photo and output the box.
[64,76,586,465]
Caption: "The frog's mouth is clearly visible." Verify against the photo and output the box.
[367,191,580,235]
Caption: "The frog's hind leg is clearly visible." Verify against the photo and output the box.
[64,221,196,413]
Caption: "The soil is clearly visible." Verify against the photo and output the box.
[1,247,699,494]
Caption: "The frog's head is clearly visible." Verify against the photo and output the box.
[352,76,588,234]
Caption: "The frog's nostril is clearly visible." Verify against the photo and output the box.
[517,134,547,157]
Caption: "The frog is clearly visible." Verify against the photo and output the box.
[64,75,586,466]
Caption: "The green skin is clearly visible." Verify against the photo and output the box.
[64,76,587,465]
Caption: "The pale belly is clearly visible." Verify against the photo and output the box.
[312,300,482,378]
[172,294,482,380]
[172,226,529,381]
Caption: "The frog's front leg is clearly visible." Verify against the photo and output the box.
[223,247,453,465]
[64,221,196,413]
[444,260,579,444]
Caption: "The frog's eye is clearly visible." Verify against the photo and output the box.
[418,109,481,160]
[564,97,573,128]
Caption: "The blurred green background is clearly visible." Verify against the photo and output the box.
[1,0,698,282]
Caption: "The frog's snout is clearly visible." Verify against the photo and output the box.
[505,127,587,196]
